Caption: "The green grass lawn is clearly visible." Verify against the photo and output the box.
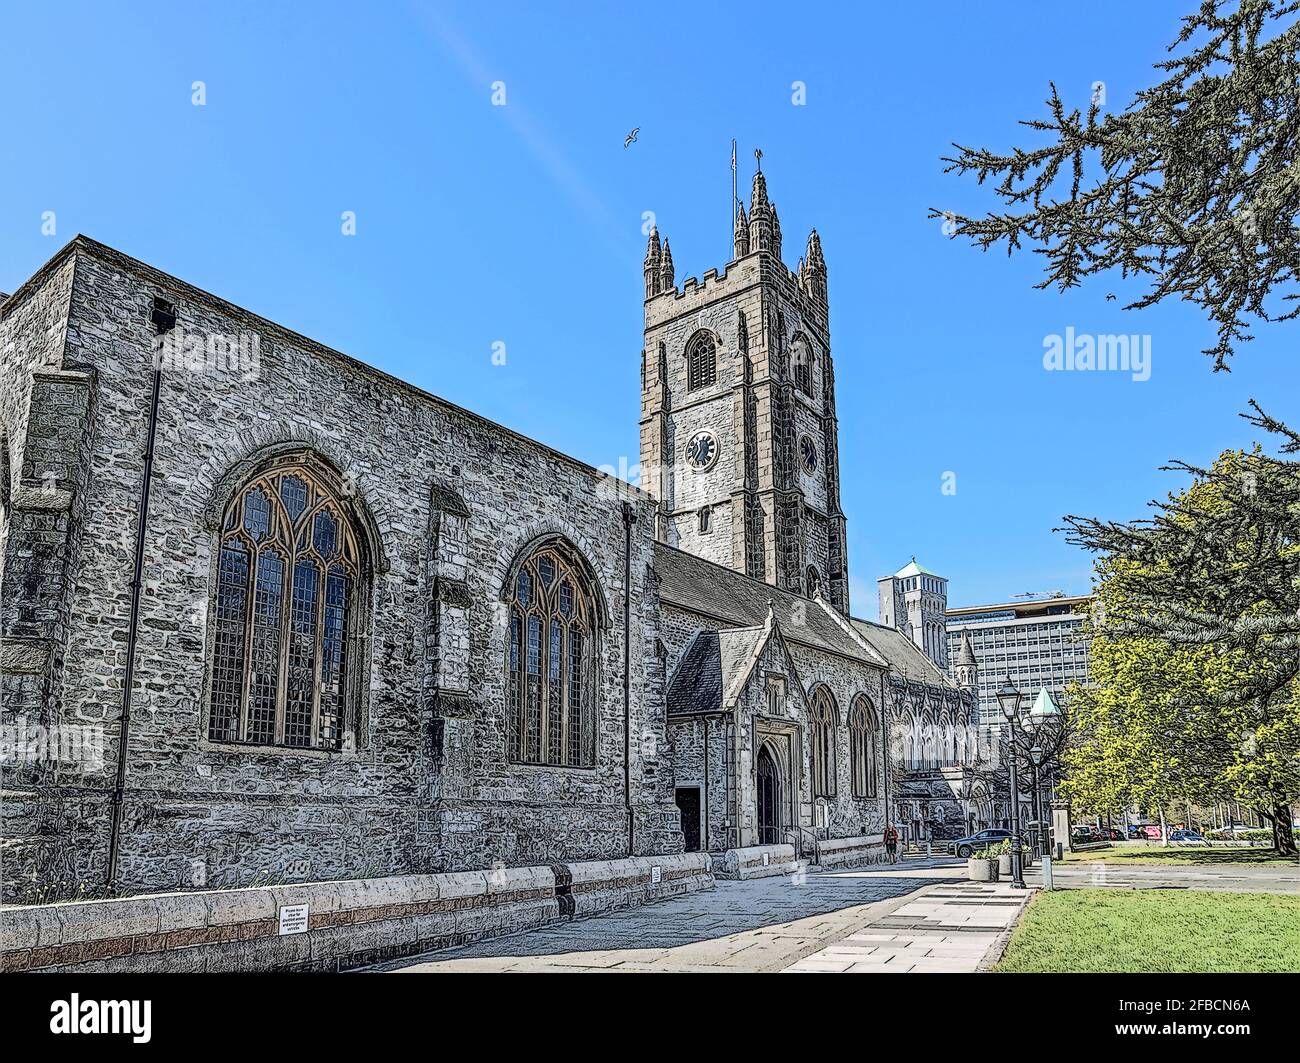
[1057,844,1297,866]
[996,889,1300,972]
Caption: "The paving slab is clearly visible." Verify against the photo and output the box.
[782,879,1032,973]
[375,860,971,973]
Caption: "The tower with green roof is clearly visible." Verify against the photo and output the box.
[877,557,949,669]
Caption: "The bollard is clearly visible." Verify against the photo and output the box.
[1042,852,1054,890]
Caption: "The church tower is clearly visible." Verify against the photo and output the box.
[640,160,849,612]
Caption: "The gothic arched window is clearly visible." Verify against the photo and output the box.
[849,695,877,798]
[686,332,717,391]
[810,686,838,799]
[900,711,917,769]
[791,336,814,397]
[207,457,368,751]
[507,541,599,767]
[806,565,821,600]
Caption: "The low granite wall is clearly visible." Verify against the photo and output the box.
[816,835,886,868]
[712,844,800,880]
[0,852,714,973]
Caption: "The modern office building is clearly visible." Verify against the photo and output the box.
[944,594,1092,725]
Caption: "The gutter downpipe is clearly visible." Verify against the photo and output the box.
[105,326,167,889]
[621,501,637,857]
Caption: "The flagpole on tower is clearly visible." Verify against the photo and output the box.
[730,139,737,258]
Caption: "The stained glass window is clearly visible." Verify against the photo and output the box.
[208,541,250,742]
[849,695,877,798]
[206,460,364,751]
[505,542,598,767]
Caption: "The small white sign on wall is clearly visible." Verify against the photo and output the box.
[278,903,309,936]
[651,865,662,884]
[762,852,771,866]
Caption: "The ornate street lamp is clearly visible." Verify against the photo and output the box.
[996,676,1026,889]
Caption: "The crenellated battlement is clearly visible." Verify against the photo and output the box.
[644,249,828,333]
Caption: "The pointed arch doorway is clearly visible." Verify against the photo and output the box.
[757,744,783,845]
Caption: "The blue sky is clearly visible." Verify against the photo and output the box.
[3,1,1295,617]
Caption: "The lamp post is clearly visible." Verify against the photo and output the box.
[996,676,1026,889]
[1027,739,1054,890]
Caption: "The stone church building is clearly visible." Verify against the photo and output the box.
[0,166,983,902]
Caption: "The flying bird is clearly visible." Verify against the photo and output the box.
[624,127,639,148]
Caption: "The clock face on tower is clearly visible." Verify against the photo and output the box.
[800,435,818,474]
[684,430,718,471]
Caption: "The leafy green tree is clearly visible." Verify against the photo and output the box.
[1063,409,1300,853]
[933,0,1300,369]
[1063,559,1243,833]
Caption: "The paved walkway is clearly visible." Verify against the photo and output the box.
[784,880,1031,972]
[1024,857,1299,894]
[376,858,1025,973]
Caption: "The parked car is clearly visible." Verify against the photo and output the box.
[948,828,1013,858]
[1135,824,1162,839]
[1169,829,1205,843]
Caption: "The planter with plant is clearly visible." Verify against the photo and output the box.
[985,840,1017,876]
[968,842,1002,882]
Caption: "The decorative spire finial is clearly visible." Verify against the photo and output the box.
[643,227,662,298]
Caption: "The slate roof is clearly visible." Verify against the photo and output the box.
[666,625,772,716]
[654,542,885,666]
[957,628,976,666]
[849,618,958,690]
[666,629,723,715]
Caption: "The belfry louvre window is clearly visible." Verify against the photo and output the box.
[792,338,814,396]
[686,333,717,391]
[810,686,838,799]
[207,460,366,751]
[507,543,598,767]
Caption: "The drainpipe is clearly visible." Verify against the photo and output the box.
[880,671,890,831]
[702,717,709,852]
[106,306,171,889]
[621,501,637,856]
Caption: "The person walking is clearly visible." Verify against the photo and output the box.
[884,824,899,863]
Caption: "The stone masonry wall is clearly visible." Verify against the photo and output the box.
[1,239,684,902]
